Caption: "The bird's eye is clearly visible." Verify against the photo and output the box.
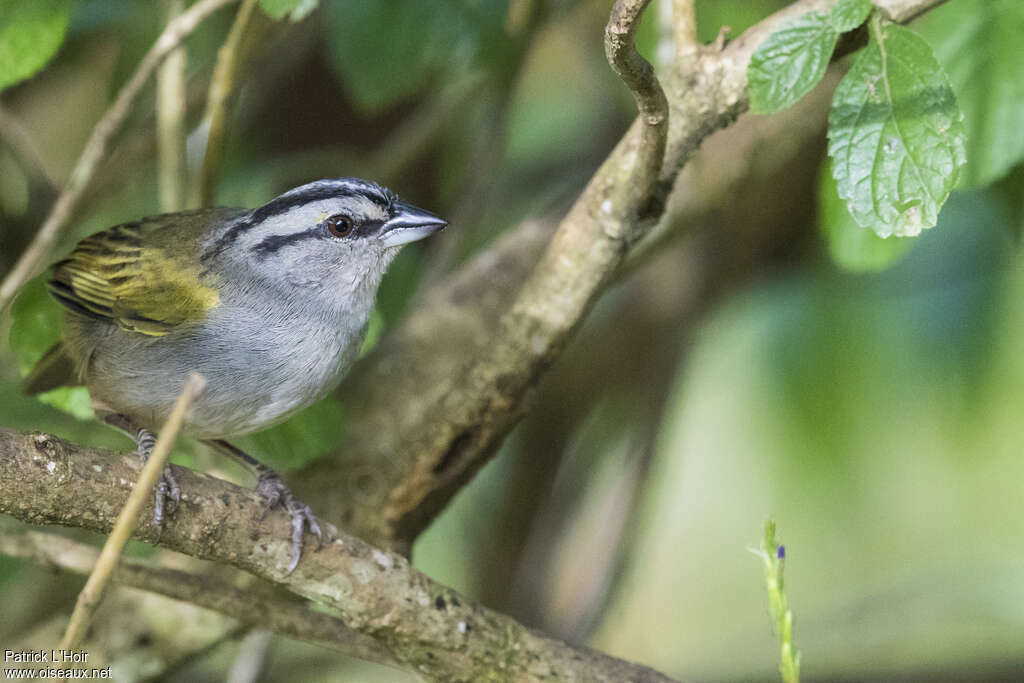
[325,214,354,238]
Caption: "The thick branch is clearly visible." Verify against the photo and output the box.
[0,429,676,683]
[0,0,238,313]
[0,531,402,669]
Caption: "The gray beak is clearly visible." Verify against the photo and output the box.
[379,200,447,248]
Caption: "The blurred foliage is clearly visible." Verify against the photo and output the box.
[323,0,509,112]
[585,187,1024,680]
[0,0,71,92]
[916,0,1024,188]
[2,0,1024,681]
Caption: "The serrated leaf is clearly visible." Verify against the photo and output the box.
[830,0,872,33]
[828,19,966,237]
[916,0,1024,186]
[748,11,838,114]
[0,0,72,92]
[257,0,317,22]
[819,161,914,272]
[322,0,506,112]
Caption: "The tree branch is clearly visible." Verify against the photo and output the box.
[0,530,404,670]
[0,0,238,313]
[0,428,677,683]
[294,0,949,550]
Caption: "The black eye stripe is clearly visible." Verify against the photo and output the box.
[251,227,324,257]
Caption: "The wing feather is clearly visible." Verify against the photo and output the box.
[47,214,224,336]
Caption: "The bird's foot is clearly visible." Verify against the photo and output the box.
[256,472,323,573]
[136,428,180,531]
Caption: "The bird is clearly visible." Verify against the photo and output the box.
[22,177,447,572]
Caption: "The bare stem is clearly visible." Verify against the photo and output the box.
[59,373,206,650]
[0,0,238,314]
[193,0,261,208]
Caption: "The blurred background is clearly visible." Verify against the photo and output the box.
[2,0,1023,680]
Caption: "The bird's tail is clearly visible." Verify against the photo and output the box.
[23,341,77,395]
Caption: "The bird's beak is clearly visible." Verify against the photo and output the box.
[379,200,448,248]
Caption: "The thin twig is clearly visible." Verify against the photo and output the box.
[0,530,406,670]
[0,0,238,314]
[59,373,206,650]
[605,0,669,140]
[193,0,261,208]
[157,0,189,211]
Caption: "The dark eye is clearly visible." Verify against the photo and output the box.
[325,214,354,237]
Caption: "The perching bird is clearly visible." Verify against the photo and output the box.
[23,177,447,571]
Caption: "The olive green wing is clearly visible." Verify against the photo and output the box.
[47,212,227,336]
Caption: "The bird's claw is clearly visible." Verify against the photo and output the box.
[136,428,180,532]
[152,468,181,531]
[257,473,323,573]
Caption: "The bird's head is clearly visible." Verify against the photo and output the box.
[206,178,446,308]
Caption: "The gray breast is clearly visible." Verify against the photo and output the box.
[76,295,367,439]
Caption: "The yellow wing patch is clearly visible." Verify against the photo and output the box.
[48,221,220,336]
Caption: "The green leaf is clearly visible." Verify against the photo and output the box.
[819,161,914,272]
[830,0,872,33]
[916,0,1024,187]
[0,0,72,92]
[748,11,838,114]
[257,0,317,22]
[828,17,966,237]
[37,386,94,421]
[322,0,506,112]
